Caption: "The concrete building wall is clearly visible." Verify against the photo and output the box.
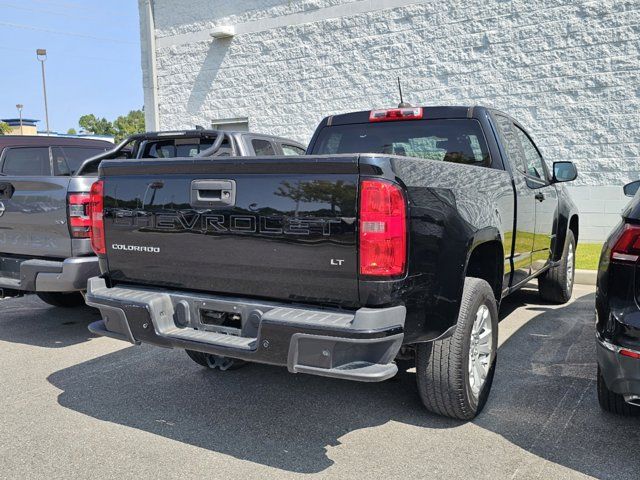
[140,0,640,242]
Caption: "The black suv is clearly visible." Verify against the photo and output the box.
[596,179,640,415]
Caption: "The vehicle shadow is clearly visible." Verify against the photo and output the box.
[47,288,640,477]
[0,295,101,348]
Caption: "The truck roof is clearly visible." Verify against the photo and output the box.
[325,106,489,125]
[0,135,113,149]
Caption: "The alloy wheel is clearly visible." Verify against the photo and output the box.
[468,304,493,398]
[566,242,575,292]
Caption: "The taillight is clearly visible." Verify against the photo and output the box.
[611,224,640,263]
[89,180,105,255]
[369,107,423,122]
[620,348,640,359]
[68,193,91,238]
[359,179,407,277]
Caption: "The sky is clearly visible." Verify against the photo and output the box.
[0,0,143,133]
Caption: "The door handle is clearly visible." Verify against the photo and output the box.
[0,182,14,200]
[535,192,545,202]
[190,179,236,208]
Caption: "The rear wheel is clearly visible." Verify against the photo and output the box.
[597,366,640,416]
[416,277,498,420]
[36,291,85,308]
[185,350,247,371]
[538,230,575,304]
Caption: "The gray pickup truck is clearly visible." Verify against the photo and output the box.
[0,130,305,307]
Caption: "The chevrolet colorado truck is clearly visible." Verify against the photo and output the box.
[0,130,304,307]
[86,106,579,419]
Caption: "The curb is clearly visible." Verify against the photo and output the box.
[575,269,597,286]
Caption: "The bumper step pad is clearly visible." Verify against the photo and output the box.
[163,327,256,350]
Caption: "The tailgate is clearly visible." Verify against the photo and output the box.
[101,156,360,307]
[0,176,72,258]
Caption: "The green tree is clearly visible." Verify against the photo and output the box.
[0,122,11,135]
[79,114,115,136]
[67,128,77,135]
[113,109,145,142]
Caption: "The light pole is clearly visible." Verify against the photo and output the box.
[15,104,23,135]
[36,49,50,135]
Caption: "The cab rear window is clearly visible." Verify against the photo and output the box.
[141,139,216,158]
[311,119,490,166]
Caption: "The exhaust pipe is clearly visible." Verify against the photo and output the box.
[0,288,23,299]
[624,394,640,407]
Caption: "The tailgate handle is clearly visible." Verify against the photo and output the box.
[190,180,236,208]
[0,182,14,200]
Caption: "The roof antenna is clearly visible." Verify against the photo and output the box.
[397,77,412,108]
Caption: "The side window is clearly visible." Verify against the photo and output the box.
[494,115,526,175]
[252,139,276,156]
[51,146,107,175]
[281,144,305,156]
[51,147,71,176]
[1,147,51,176]
[514,127,547,181]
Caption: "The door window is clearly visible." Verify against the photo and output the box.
[51,146,108,175]
[514,127,547,181]
[281,144,305,156]
[1,147,51,176]
[252,139,276,156]
[494,115,527,175]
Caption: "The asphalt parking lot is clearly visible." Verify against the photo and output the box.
[0,284,638,479]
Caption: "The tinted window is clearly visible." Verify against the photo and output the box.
[143,140,175,158]
[494,115,527,175]
[311,119,490,166]
[514,127,546,181]
[2,147,51,176]
[51,146,107,175]
[141,139,218,158]
[252,139,276,156]
[281,144,305,156]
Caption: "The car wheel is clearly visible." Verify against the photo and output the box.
[597,365,640,416]
[538,230,576,304]
[185,350,247,371]
[36,292,85,308]
[416,277,498,420]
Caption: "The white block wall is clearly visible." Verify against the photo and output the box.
[140,0,640,242]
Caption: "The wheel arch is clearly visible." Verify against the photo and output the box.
[464,228,505,304]
[569,215,579,244]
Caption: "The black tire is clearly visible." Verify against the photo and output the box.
[185,350,247,371]
[538,230,576,304]
[36,291,85,308]
[416,277,498,420]
[597,365,640,416]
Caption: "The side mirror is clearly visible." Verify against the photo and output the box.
[553,161,578,183]
[623,180,640,198]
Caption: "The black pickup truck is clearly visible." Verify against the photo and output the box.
[86,106,578,419]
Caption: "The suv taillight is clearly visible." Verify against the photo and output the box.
[68,193,91,238]
[359,179,407,277]
[611,223,640,263]
[89,180,105,255]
